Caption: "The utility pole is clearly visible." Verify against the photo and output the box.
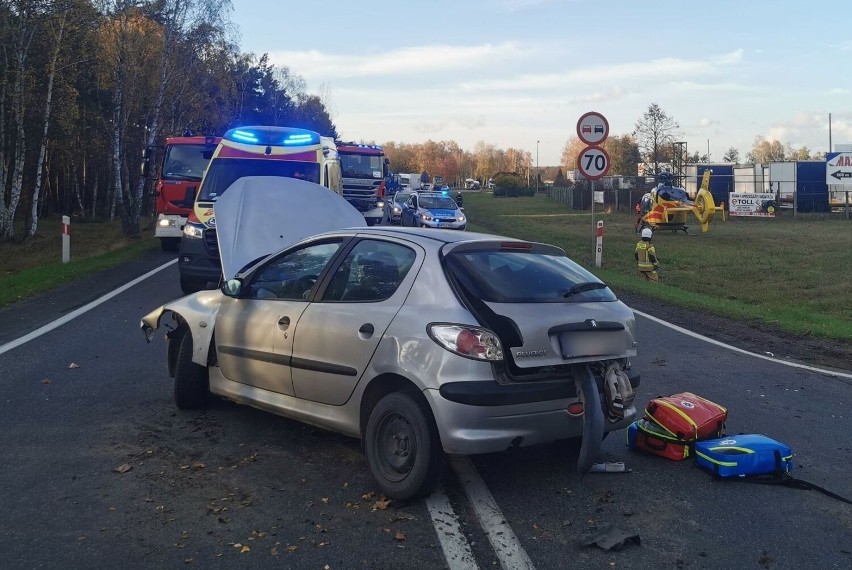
[536,140,540,194]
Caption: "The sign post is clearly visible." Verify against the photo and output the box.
[61,215,71,264]
[576,111,610,264]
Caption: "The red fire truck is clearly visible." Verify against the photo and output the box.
[144,135,220,251]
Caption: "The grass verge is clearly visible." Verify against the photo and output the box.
[464,192,852,342]
[0,217,159,307]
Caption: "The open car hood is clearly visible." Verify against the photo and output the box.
[213,176,366,280]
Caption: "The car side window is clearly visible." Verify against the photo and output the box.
[249,241,342,301]
[323,240,416,303]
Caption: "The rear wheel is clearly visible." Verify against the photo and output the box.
[365,391,442,500]
[172,324,210,410]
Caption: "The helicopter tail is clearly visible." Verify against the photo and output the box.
[692,170,726,232]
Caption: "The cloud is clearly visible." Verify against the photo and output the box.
[459,49,745,91]
[267,42,527,80]
[567,88,628,105]
[697,118,719,128]
[829,88,851,95]
[831,40,852,51]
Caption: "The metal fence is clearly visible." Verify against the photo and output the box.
[545,178,852,220]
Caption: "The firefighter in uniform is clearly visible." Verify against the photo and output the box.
[635,227,660,281]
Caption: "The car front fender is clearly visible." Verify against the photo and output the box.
[140,290,223,367]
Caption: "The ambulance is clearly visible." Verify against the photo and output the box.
[177,126,343,294]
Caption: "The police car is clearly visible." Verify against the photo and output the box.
[400,191,466,230]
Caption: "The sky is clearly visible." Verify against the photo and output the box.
[229,0,851,166]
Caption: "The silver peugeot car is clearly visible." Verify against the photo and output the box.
[142,177,640,500]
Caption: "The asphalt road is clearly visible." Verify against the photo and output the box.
[1,250,850,570]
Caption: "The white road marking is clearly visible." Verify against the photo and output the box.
[449,455,536,570]
[425,491,479,570]
[633,308,852,380]
[0,259,178,356]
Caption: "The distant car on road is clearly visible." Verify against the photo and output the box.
[400,192,466,230]
[383,191,411,225]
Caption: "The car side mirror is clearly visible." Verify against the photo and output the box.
[222,278,242,297]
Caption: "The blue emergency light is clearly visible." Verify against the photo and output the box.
[224,126,320,147]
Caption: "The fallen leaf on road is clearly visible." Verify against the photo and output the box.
[394,531,406,541]
[41,378,51,384]
[240,545,250,554]
[361,492,375,501]
[286,545,299,553]
[69,363,80,369]
[321,497,329,504]
[270,547,279,556]
[372,497,391,511]
[192,462,206,469]
[184,558,193,564]
[180,465,190,470]
[113,463,132,474]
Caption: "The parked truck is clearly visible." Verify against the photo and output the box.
[336,142,388,225]
[142,135,220,251]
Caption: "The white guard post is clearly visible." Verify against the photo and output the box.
[595,220,603,268]
[62,215,70,263]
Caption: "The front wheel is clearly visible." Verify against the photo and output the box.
[172,324,210,410]
[364,391,442,500]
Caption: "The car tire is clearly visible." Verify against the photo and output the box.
[172,324,210,410]
[365,391,442,500]
[180,276,205,295]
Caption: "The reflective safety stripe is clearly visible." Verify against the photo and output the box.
[708,446,755,454]
[695,450,737,467]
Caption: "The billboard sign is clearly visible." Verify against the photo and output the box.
[728,193,777,217]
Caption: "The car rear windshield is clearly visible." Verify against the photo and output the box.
[199,158,321,201]
[445,249,616,303]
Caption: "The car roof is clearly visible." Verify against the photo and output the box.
[318,226,514,247]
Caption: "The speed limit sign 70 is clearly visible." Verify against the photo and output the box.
[577,145,610,180]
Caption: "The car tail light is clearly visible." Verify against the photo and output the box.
[427,324,503,361]
[567,402,585,416]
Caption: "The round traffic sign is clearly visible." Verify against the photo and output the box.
[576,112,609,145]
[577,145,611,180]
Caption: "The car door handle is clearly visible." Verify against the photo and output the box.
[358,323,374,337]
[277,316,290,330]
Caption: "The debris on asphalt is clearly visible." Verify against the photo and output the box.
[113,463,133,474]
[589,462,631,473]
[580,524,641,551]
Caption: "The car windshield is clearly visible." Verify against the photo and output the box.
[393,192,411,204]
[445,249,616,303]
[162,144,213,181]
[419,196,457,210]
[340,154,383,179]
[198,158,320,201]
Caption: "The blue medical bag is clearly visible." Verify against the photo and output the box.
[694,434,793,478]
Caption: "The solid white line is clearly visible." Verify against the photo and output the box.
[0,259,178,356]
[633,308,852,380]
[425,491,480,570]
[449,456,536,570]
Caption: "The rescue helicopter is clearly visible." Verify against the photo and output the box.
[636,170,726,234]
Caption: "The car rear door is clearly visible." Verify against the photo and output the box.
[290,238,423,405]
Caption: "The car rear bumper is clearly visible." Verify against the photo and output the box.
[424,372,639,454]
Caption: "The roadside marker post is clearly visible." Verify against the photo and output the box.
[595,220,603,268]
[62,215,70,263]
